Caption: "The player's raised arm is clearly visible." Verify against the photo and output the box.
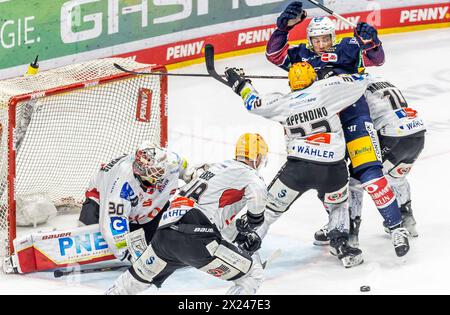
[354,22,385,66]
[223,67,291,121]
[266,1,307,70]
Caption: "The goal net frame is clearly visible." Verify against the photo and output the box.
[0,59,168,258]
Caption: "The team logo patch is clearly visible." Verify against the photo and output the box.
[321,53,338,62]
[278,189,287,198]
[347,136,379,168]
[120,182,135,200]
[207,264,231,278]
[110,217,128,236]
[325,185,349,204]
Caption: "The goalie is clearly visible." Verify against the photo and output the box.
[4,143,196,274]
[106,133,269,295]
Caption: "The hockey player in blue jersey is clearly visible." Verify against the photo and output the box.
[265,1,410,257]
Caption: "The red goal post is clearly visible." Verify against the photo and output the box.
[0,58,168,259]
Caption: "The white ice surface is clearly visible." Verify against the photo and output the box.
[1,28,450,295]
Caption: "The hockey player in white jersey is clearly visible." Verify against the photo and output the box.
[311,69,425,247]
[348,76,426,243]
[223,62,374,267]
[78,142,195,261]
[106,133,269,295]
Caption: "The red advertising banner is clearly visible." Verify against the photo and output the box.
[116,3,450,68]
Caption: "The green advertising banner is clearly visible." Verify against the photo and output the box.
[0,0,299,70]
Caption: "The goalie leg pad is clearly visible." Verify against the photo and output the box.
[12,224,115,273]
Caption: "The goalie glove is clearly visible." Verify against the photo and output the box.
[224,67,251,96]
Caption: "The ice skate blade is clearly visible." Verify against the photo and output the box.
[313,240,329,246]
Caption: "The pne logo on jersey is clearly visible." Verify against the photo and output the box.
[110,217,128,236]
[321,53,338,62]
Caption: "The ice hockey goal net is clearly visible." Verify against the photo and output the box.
[0,58,168,260]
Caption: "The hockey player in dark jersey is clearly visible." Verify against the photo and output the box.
[265,1,410,258]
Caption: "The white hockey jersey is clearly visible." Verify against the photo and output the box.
[364,76,426,137]
[242,74,370,163]
[85,152,188,258]
[159,160,268,241]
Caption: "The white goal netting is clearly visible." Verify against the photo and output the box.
[0,58,167,260]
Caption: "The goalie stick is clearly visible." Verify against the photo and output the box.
[307,0,357,28]
[53,249,282,278]
[53,264,129,278]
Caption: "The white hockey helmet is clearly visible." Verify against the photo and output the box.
[133,142,168,186]
[307,17,336,47]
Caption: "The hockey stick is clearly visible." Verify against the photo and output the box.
[204,44,230,86]
[114,63,212,78]
[114,61,287,81]
[262,249,282,269]
[52,249,281,278]
[204,44,288,85]
[53,265,129,278]
[307,0,357,28]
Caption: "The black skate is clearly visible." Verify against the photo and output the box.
[349,216,361,248]
[313,225,330,246]
[329,237,364,268]
[390,225,410,257]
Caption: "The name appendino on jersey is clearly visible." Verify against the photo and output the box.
[286,107,328,126]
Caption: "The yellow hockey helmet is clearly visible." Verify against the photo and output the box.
[235,133,269,170]
[288,62,317,91]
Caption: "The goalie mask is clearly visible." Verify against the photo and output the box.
[133,142,168,188]
[235,133,269,171]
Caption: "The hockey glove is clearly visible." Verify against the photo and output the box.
[225,67,251,95]
[354,22,381,50]
[235,216,262,255]
[316,67,339,80]
[276,1,307,32]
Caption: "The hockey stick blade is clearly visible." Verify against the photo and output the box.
[204,44,287,81]
[262,249,282,269]
[53,265,128,278]
[204,44,230,86]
